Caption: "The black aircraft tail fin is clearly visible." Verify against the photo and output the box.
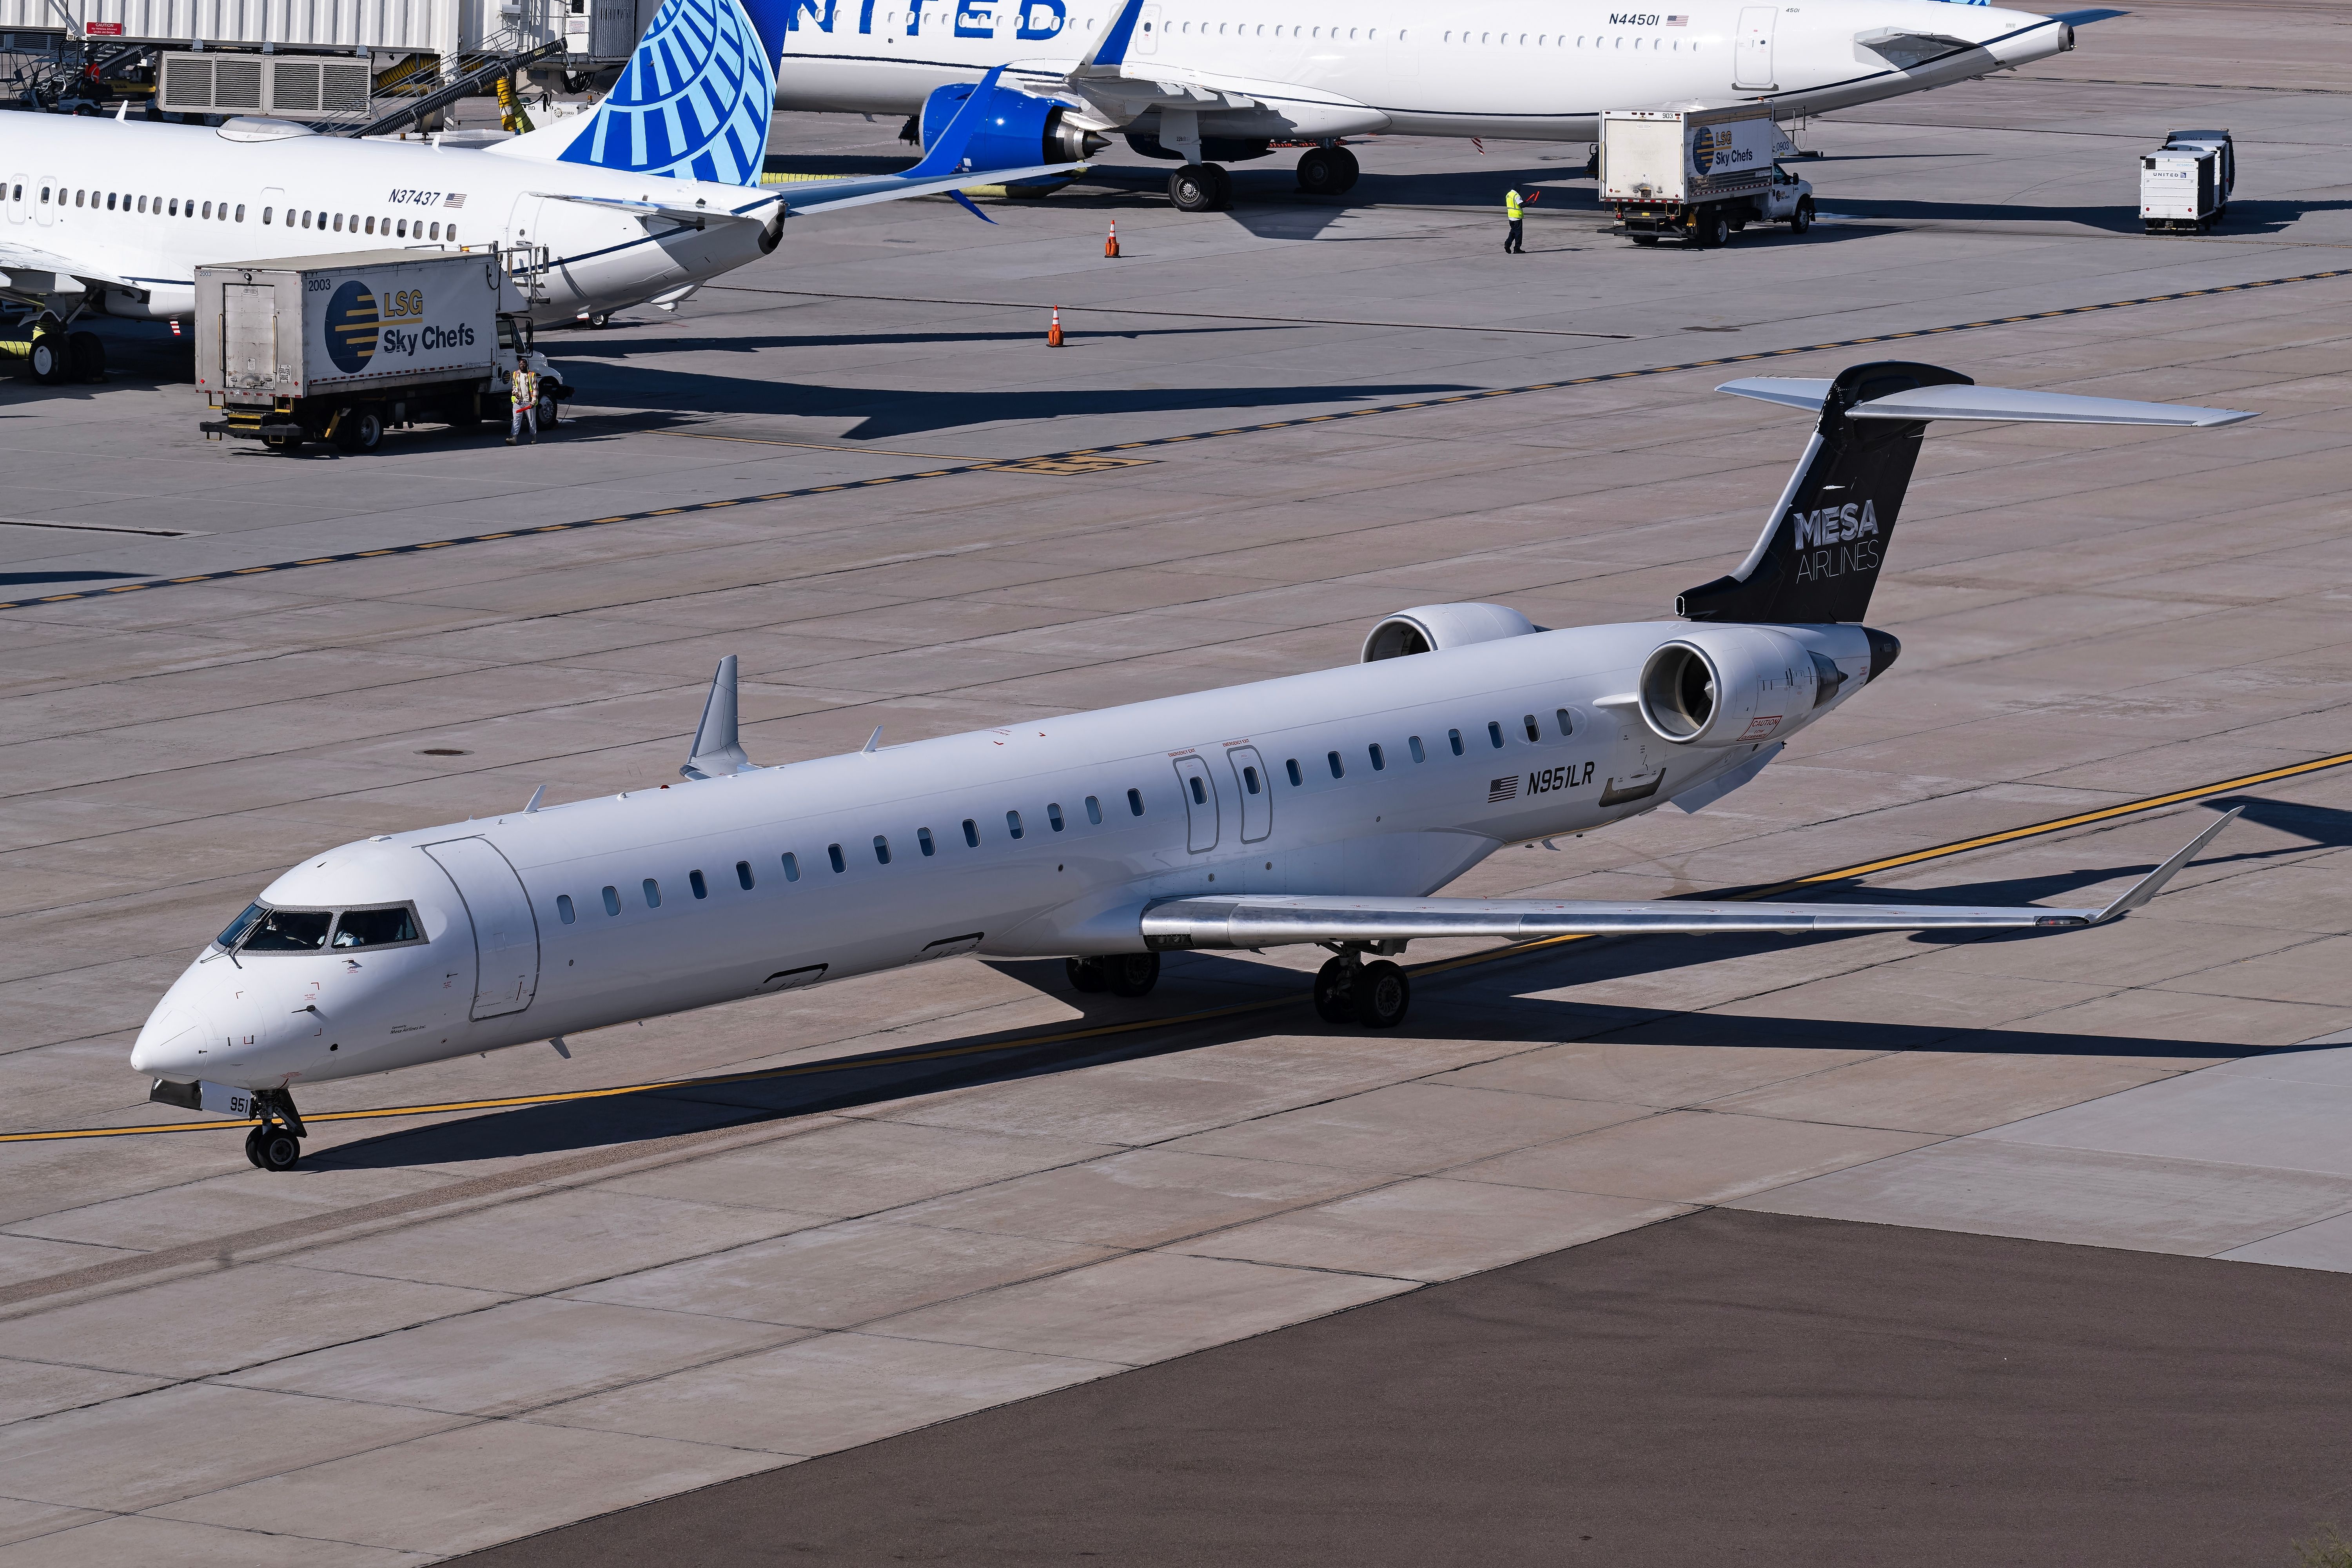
[1676,361,2257,626]
[1677,361,1969,625]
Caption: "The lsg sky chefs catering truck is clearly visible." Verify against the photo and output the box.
[195,250,571,454]
[1602,106,1814,248]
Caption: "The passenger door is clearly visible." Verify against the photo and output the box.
[1734,6,1777,89]
[1135,2,1159,54]
[1227,745,1272,844]
[422,838,541,1020]
[4,176,23,225]
[1172,754,1219,853]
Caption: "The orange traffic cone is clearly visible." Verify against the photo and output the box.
[1047,307,1065,347]
[1104,220,1121,259]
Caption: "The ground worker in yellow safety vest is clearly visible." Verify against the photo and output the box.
[1504,187,1532,254]
[508,361,539,446]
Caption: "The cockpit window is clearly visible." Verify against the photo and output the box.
[239,908,333,952]
[215,902,269,950]
[333,906,422,948]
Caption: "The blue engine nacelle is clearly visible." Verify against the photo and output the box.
[919,82,1105,169]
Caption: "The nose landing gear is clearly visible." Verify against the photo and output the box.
[1313,947,1412,1028]
[241,1089,307,1172]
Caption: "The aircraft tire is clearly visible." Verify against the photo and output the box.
[1065,956,1108,993]
[67,331,106,383]
[1168,165,1218,213]
[1311,956,1356,1024]
[1207,164,1233,209]
[256,1126,302,1172]
[1104,951,1161,998]
[1296,147,1339,194]
[1330,146,1359,194]
[27,334,67,385]
[245,1126,267,1168]
[1351,960,1410,1029]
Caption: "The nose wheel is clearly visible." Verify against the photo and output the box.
[242,1089,307,1172]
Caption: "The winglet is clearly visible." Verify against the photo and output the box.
[681,655,756,780]
[2091,806,2242,925]
[903,64,1013,179]
[1078,0,1149,72]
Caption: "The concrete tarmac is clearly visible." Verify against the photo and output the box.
[2,0,2350,1558]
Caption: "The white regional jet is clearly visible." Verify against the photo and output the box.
[771,0,2092,207]
[136,362,2251,1171]
[0,0,1069,383]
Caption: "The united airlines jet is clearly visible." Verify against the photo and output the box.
[132,363,2252,1171]
[769,0,2090,207]
[0,0,1070,383]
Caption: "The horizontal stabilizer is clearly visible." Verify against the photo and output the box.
[1717,376,2256,427]
[1139,809,2236,951]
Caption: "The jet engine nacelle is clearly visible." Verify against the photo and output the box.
[1636,626,1816,747]
[918,83,1105,169]
[1361,603,1543,663]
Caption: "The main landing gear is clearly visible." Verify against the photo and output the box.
[1294,144,1359,196]
[1067,951,1162,997]
[1168,163,1232,213]
[1313,947,1411,1029]
[241,1089,307,1172]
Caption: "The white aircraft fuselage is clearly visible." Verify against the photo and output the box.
[3,115,775,324]
[131,617,1876,1093]
[774,0,2075,143]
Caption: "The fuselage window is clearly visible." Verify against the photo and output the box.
[234,203,245,221]
[1368,744,1385,771]
[1408,735,1426,763]
[1127,788,1144,816]
[431,222,442,240]
[1242,765,1261,795]
[602,885,621,915]
[962,818,980,847]
[689,869,709,899]
[736,860,755,889]
[262,206,272,223]
[918,828,936,856]
[1188,775,1208,804]
[874,835,891,865]
[1285,758,1302,786]
[107,192,117,209]
[333,906,421,947]
[1523,714,1541,742]
[1007,810,1025,840]
[782,852,801,881]
[828,843,846,873]
[1556,708,1577,737]
[643,878,662,908]
[167,198,177,216]
[1048,803,1065,831]
[201,201,211,218]
[1084,795,1102,825]
[136,195,146,212]
[395,218,407,238]
[1449,728,1465,756]
[242,908,331,951]
[557,894,576,924]
[1488,721,1505,749]
[1327,750,1344,779]
[365,216,375,234]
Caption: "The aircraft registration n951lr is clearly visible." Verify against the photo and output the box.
[135,363,2255,1172]
[0,0,1076,383]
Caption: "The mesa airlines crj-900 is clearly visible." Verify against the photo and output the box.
[0,0,1071,382]
[134,363,2252,1172]
[773,0,2091,205]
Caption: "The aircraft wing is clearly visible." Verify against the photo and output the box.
[527,191,777,229]
[1061,0,1377,127]
[0,237,132,293]
[1140,809,2239,952]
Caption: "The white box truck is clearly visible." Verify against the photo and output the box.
[2141,128,2234,234]
[194,250,570,454]
[1602,106,1812,248]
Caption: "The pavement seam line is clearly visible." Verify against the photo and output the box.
[6,265,2343,617]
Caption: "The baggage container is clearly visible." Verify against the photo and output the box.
[2142,127,2233,234]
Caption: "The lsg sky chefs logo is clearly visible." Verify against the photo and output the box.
[325,280,475,373]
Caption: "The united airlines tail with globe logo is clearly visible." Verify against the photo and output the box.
[555,0,784,184]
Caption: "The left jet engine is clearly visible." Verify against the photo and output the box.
[918,82,1107,168]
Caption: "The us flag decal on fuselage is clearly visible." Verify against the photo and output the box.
[1489,777,1520,802]
[1666,14,1688,23]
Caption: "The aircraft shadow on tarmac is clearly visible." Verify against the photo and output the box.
[1819,196,2352,236]
[308,817,2329,1173]
[554,365,1476,440]
[0,569,143,586]
[547,324,1276,357]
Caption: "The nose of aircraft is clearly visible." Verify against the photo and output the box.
[130,994,212,1078]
